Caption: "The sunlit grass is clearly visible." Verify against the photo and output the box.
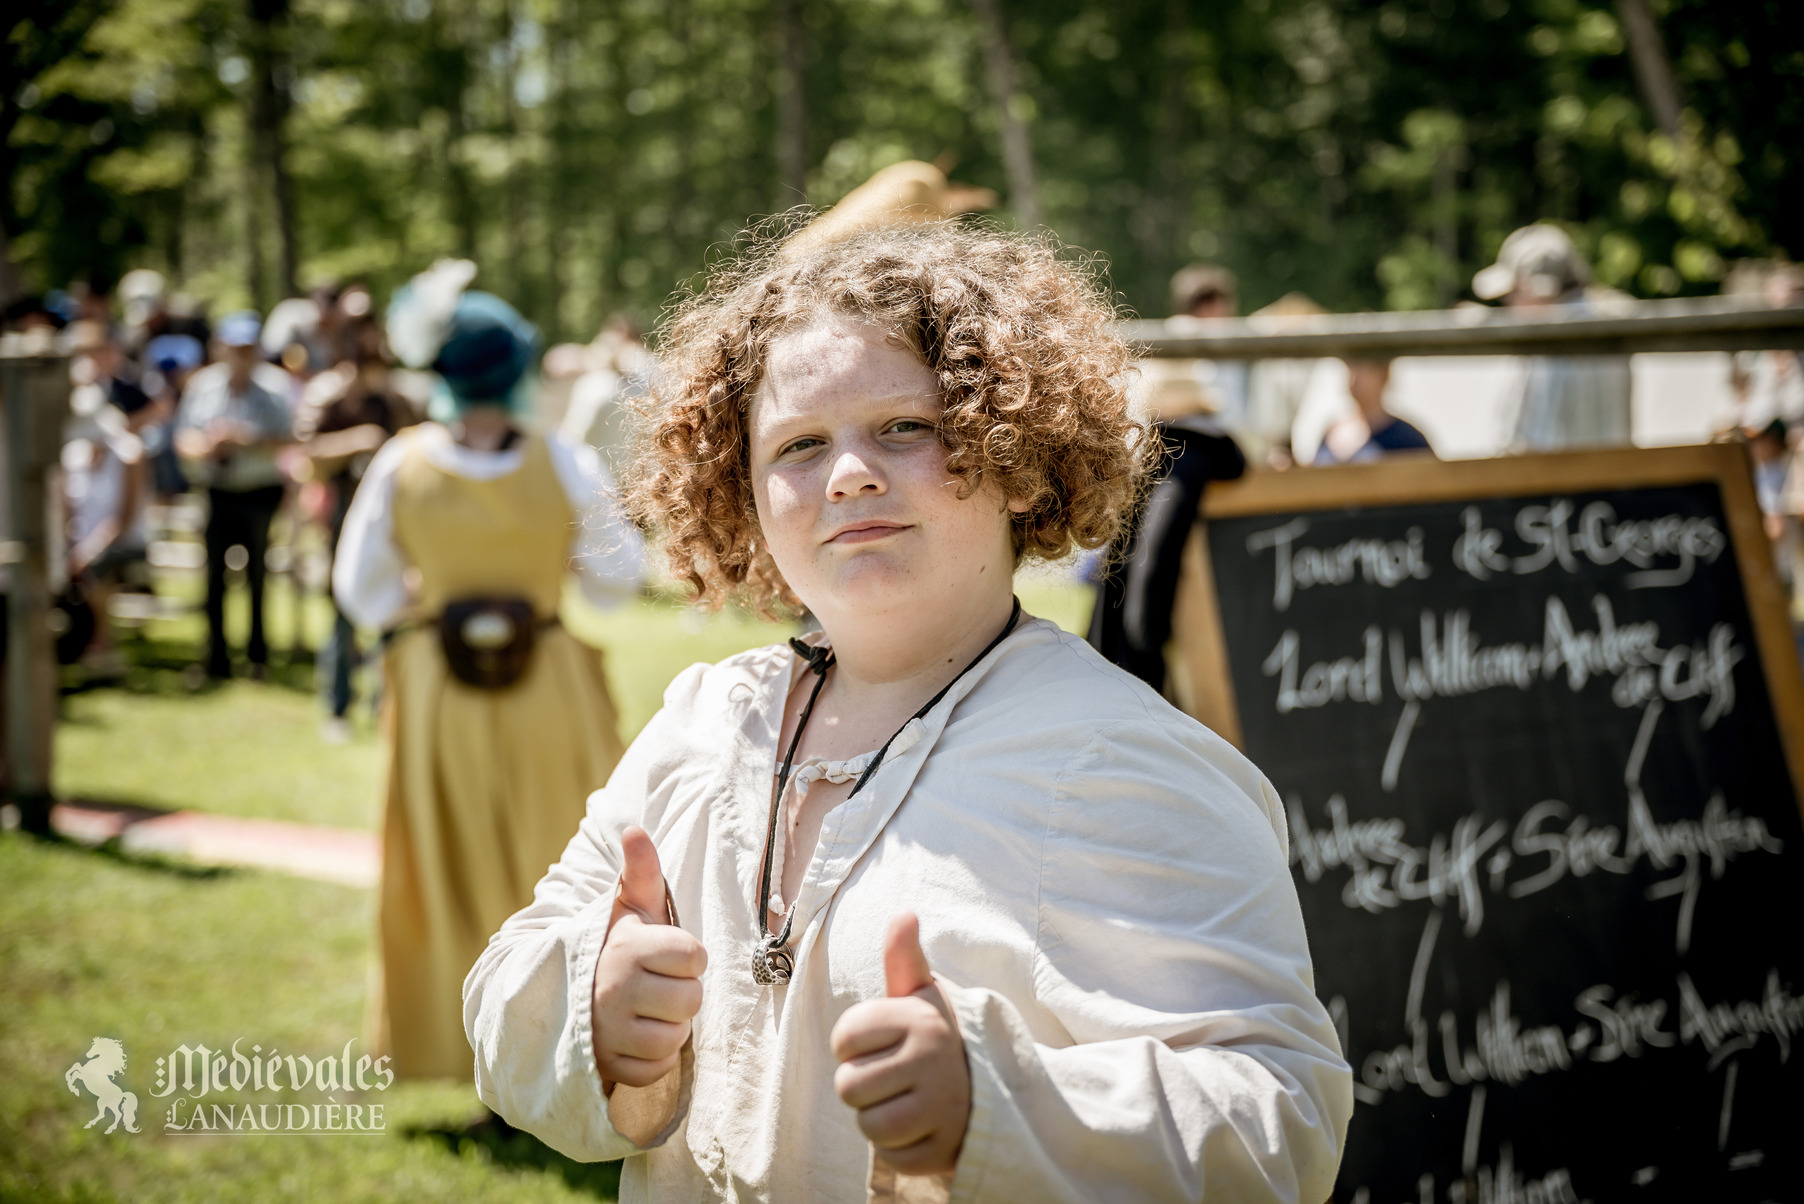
[0,833,621,1203]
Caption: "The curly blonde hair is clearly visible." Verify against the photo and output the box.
[622,221,1148,616]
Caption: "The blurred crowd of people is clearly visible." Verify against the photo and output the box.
[1129,225,1804,626]
[1137,222,1649,469]
[3,267,654,739]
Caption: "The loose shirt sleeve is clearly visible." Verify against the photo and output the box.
[936,719,1350,1204]
[331,434,413,630]
[463,671,705,1161]
[545,432,644,609]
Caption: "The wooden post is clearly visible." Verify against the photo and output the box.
[1,340,67,835]
[1120,296,1804,360]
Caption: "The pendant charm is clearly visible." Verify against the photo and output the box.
[751,936,794,985]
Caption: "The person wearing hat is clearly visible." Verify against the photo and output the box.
[175,310,294,679]
[1473,223,1632,451]
[142,332,204,499]
[333,261,644,1081]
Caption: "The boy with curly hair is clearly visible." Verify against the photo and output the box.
[464,222,1351,1202]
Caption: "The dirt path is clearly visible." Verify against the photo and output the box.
[49,800,379,888]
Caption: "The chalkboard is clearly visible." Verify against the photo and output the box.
[1171,445,1804,1204]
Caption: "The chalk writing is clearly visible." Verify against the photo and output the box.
[1262,597,1744,727]
[1289,793,1504,935]
[1351,920,1803,1107]
[1247,517,1430,613]
[1287,782,1780,942]
[1448,499,1726,587]
[1263,627,1383,713]
[1217,480,1799,1201]
[1678,970,1804,1071]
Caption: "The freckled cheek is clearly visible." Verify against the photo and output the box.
[756,474,819,552]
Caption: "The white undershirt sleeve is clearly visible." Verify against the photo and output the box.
[331,435,414,630]
[546,433,645,609]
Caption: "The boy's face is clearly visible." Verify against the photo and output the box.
[748,313,1020,630]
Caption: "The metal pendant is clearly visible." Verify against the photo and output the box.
[751,936,794,985]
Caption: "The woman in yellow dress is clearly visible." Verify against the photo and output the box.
[334,264,644,1079]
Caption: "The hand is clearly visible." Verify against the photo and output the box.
[208,419,253,453]
[174,428,214,461]
[590,826,706,1092]
[831,914,971,1176]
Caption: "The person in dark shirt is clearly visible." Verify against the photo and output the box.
[293,348,418,737]
[1313,357,1434,465]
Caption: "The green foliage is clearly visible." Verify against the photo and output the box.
[5,0,1799,326]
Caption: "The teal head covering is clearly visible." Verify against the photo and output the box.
[387,262,540,421]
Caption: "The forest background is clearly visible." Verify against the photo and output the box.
[5,0,1800,341]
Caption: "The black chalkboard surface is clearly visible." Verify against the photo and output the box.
[1173,445,1804,1204]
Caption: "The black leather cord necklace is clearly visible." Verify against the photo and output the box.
[750,597,1024,985]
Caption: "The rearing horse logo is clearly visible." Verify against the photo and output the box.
[66,1037,140,1134]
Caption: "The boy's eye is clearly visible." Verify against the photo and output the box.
[781,436,824,455]
[889,419,929,434]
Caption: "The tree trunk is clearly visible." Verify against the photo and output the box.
[1432,143,1462,307]
[431,3,479,262]
[545,0,572,341]
[775,0,808,204]
[1140,0,1187,271]
[0,221,25,311]
[247,0,298,299]
[671,0,697,268]
[1616,0,1682,137]
[502,5,527,315]
[967,0,1039,230]
[243,112,267,309]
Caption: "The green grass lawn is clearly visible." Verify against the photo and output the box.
[0,832,623,1204]
[56,684,387,830]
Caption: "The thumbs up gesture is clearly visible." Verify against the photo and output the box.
[829,913,971,1176]
[590,826,707,1091]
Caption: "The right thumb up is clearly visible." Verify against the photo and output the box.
[609,825,669,930]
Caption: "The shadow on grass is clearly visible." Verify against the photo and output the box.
[21,824,235,881]
[404,1113,623,1198]
[58,632,320,700]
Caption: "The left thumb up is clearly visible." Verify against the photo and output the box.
[883,913,935,999]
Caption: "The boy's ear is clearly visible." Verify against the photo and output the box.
[1006,494,1031,514]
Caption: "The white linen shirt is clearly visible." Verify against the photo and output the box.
[464,616,1352,1203]
[332,422,644,629]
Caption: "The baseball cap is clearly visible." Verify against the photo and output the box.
[216,310,263,348]
[147,333,205,374]
[1473,224,1590,302]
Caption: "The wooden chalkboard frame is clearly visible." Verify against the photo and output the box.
[1170,443,1804,811]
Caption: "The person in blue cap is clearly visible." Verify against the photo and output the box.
[175,310,294,679]
[333,261,644,1080]
[143,333,205,499]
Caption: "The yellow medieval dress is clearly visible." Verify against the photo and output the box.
[366,430,628,1079]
